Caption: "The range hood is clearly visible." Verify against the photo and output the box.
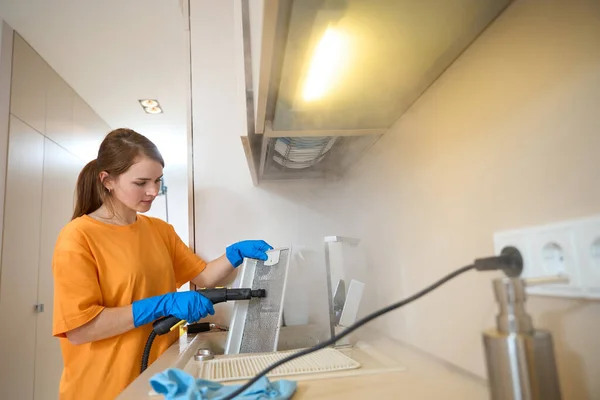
[240,0,512,183]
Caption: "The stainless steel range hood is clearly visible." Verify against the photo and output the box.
[241,0,512,183]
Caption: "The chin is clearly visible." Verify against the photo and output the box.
[138,202,153,212]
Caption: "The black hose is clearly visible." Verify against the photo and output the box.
[141,330,157,374]
[220,264,475,400]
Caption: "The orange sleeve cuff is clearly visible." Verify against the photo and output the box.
[52,305,106,338]
[176,259,207,288]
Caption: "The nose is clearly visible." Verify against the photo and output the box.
[146,186,159,197]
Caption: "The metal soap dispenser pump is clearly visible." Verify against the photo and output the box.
[483,273,566,400]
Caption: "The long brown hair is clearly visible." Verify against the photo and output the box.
[72,128,164,220]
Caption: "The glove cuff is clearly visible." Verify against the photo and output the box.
[132,294,168,328]
[226,245,243,268]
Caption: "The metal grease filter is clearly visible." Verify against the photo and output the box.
[225,248,290,354]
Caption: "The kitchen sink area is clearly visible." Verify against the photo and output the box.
[117,326,489,399]
[179,326,406,385]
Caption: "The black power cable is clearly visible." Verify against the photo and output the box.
[220,263,475,400]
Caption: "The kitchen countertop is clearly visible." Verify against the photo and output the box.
[117,330,489,399]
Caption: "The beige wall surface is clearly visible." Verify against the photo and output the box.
[326,0,600,398]
[189,0,600,398]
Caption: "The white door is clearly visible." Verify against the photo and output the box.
[33,138,83,400]
[0,116,45,400]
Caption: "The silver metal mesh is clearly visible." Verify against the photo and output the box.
[225,248,290,354]
[240,248,289,353]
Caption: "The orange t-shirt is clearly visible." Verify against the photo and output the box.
[52,214,206,400]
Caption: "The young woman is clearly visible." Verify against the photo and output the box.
[51,128,272,400]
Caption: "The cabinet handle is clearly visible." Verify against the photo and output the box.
[34,303,44,313]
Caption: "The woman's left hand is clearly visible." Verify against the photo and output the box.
[225,240,273,267]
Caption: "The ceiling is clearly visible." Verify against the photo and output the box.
[0,0,189,165]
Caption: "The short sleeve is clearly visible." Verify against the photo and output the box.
[164,224,207,288]
[52,227,105,338]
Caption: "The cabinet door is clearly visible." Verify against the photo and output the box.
[45,68,74,149]
[10,33,49,134]
[72,95,106,160]
[34,139,83,400]
[0,116,45,400]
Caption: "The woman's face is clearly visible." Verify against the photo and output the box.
[103,157,164,213]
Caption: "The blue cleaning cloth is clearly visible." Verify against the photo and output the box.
[150,368,297,400]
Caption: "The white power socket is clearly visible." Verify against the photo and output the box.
[573,218,600,297]
[493,215,600,300]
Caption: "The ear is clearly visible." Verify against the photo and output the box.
[99,171,113,191]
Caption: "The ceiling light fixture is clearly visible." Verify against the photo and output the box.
[140,99,159,108]
[139,99,163,114]
[145,106,163,114]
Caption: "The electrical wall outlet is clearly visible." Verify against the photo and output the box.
[493,215,600,300]
[529,225,582,298]
[493,231,535,278]
[573,218,600,299]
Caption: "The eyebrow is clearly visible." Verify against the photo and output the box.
[135,175,163,181]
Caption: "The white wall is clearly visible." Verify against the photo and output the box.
[189,0,334,332]
[323,0,600,399]
[190,1,600,398]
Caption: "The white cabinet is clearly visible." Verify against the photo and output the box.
[34,139,83,400]
[45,66,75,146]
[10,34,49,134]
[0,32,105,400]
[0,120,84,400]
[0,116,45,400]
[71,95,109,160]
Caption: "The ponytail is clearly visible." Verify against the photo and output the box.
[72,159,105,220]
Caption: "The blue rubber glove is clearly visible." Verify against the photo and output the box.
[226,240,273,268]
[132,291,215,328]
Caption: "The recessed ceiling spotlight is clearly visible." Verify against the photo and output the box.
[139,99,163,114]
[139,99,159,108]
[145,106,163,114]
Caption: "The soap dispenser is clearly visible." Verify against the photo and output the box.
[482,275,566,400]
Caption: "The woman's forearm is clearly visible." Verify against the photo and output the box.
[66,306,134,345]
[67,255,237,344]
[192,254,235,288]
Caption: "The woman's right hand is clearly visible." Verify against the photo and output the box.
[132,291,215,327]
[163,291,215,322]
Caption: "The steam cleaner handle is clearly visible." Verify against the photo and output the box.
[152,288,266,335]
[151,289,230,335]
[152,315,184,335]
